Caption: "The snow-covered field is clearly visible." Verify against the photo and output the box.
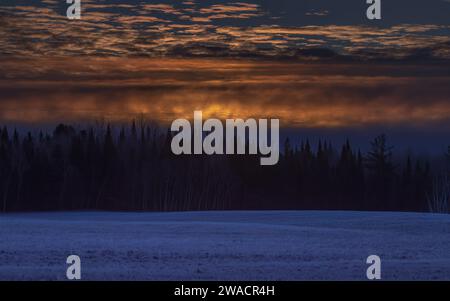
[0,211,449,280]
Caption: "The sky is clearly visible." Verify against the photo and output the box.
[1,0,450,153]
[2,0,450,59]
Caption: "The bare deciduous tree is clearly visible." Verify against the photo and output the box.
[427,173,450,214]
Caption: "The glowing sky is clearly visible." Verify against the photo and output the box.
[1,57,450,130]
[1,0,450,136]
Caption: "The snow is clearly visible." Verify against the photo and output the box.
[1,210,449,280]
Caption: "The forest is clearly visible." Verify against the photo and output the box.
[0,121,448,213]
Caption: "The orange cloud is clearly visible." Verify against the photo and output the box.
[1,57,450,129]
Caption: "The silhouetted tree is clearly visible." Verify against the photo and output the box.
[0,124,434,213]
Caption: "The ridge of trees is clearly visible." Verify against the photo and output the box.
[0,122,437,212]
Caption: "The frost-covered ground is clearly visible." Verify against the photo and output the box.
[0,211,449,280]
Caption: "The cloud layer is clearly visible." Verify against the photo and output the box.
[1,57,450,129]
[1,0,450,61]
[1,1,450,132]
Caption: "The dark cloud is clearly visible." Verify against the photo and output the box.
[1,1,450,61]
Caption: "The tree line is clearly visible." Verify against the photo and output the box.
[0,121,443,213]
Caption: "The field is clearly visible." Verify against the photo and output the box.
[1,211,449,280]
